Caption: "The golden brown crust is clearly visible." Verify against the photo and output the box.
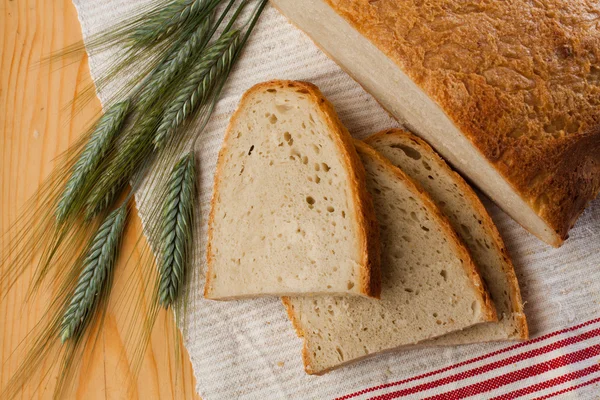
[205,80,380,299]
[367,128,528,339]
[322,0,600,246]
[356,141,498,322]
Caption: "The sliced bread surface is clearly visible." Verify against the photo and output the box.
[283,142,496,375]
[367,129,528,343]
[205,80,380,300]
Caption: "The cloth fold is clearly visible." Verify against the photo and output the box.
[73,1,600,398]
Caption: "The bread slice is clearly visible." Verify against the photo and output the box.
[205,80,380,300]
[283,141,496,375]
[367,129,528,343]
[271,0,600,247]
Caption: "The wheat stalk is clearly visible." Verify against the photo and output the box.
[153,30,240,149]
[158,153,196,307]
[55,101,131,224]
[130,0,216,45]
[60,205,128,342]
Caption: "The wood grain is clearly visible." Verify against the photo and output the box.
[0,1,200,398]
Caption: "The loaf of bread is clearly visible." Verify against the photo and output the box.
[271,0,600,247]
[283,141,496,375]
[367,129,528,343]
[205,80,380,300]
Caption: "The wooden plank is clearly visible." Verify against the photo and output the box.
[0,0,200,398]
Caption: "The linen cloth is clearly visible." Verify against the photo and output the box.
[72,1,600,398]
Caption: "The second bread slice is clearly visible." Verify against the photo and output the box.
[205,80,380,300]
[283,142,496,375]
[366,129,528,343]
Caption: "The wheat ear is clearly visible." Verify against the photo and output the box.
[56,100,130,224]
[158,153,195,307]
[83,18,216,220]
[130,0,216,45]
[84,113,160,220]
[137,17,212,111]
[60,205,128,342]
[153,30,240,149]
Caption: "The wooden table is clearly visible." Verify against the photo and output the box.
[1,1,200,398]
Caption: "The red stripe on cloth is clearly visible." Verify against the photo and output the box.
[368,328,600,400]
[533,375,600,400]
[375,344,600,400]
[336,318,600,400]
[490,364,600,400]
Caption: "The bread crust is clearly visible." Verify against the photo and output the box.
[367,128,528,340]
[205,80,380,299]
[319,0,600,246]
[284,141,497,375]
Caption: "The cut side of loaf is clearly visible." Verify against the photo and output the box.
[271,0,600,246]
[367,129,528,343]
[283,142,496,375]
[205,80,380,300]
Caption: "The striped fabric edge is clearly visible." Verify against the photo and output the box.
[336,317,600,400]
[372,342,600,399]
[533,375,600,400]
[490,364,600,400]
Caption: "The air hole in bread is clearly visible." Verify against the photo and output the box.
[327,206,335,213]
[440,270,448,281]
[410,211,419,222]
[347,281,355,290]
[322,163,330,172]
[276,104,292,113]
[391,144,422,160]
[306,196,316,205]
[248,145,254,155]
[422,160,432,171]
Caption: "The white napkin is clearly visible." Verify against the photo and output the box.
[73,1,600,398]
